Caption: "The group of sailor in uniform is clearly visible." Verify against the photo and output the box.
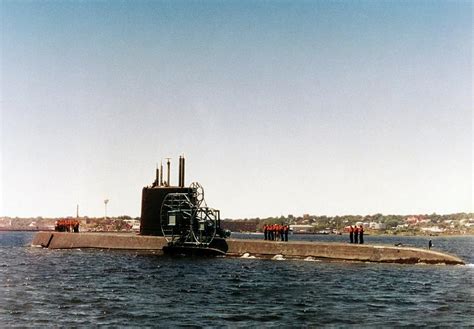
[348,225,364,244]
[263,224,289,242]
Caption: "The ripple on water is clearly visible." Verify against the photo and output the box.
[0,232,473,327]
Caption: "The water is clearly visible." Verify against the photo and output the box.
[1,232,473,327]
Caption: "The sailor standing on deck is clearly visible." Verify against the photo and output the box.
[349,226,354,243]
[264,224,268,240]
[359,225,364,244]
[354,226,359,244]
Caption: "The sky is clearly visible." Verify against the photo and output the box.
[1,0,472,219]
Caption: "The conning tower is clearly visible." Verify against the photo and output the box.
[140,156,191,235]
[140,156,229,254]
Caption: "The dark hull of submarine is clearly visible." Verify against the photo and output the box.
[31,232,465,265]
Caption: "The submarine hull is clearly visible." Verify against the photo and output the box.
[31,232,464,265]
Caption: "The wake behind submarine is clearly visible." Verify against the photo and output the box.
[32,156,465,265]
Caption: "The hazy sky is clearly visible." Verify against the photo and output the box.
[1,1,472,219]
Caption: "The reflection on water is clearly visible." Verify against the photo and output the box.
[0,232,473,327]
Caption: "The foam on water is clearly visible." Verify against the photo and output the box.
[272,254,285,260]
[240,252,256,259]
[304,256,320,262]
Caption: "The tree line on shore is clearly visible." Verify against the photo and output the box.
[2,212,472,234]
[220,212,474,233]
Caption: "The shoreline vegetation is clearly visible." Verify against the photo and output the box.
[223,212,474,236]
[1,212,473,236]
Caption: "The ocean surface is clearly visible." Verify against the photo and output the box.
[0,232,473,327]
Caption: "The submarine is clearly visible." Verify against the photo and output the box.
[32,156,465,265]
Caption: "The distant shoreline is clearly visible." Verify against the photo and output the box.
[1,228,472,238]
[0,228,54,232]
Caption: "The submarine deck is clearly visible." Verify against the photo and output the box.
[31,231,465,265]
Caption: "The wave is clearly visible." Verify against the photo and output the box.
[304,256,321,262]
[240,252,256,259]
